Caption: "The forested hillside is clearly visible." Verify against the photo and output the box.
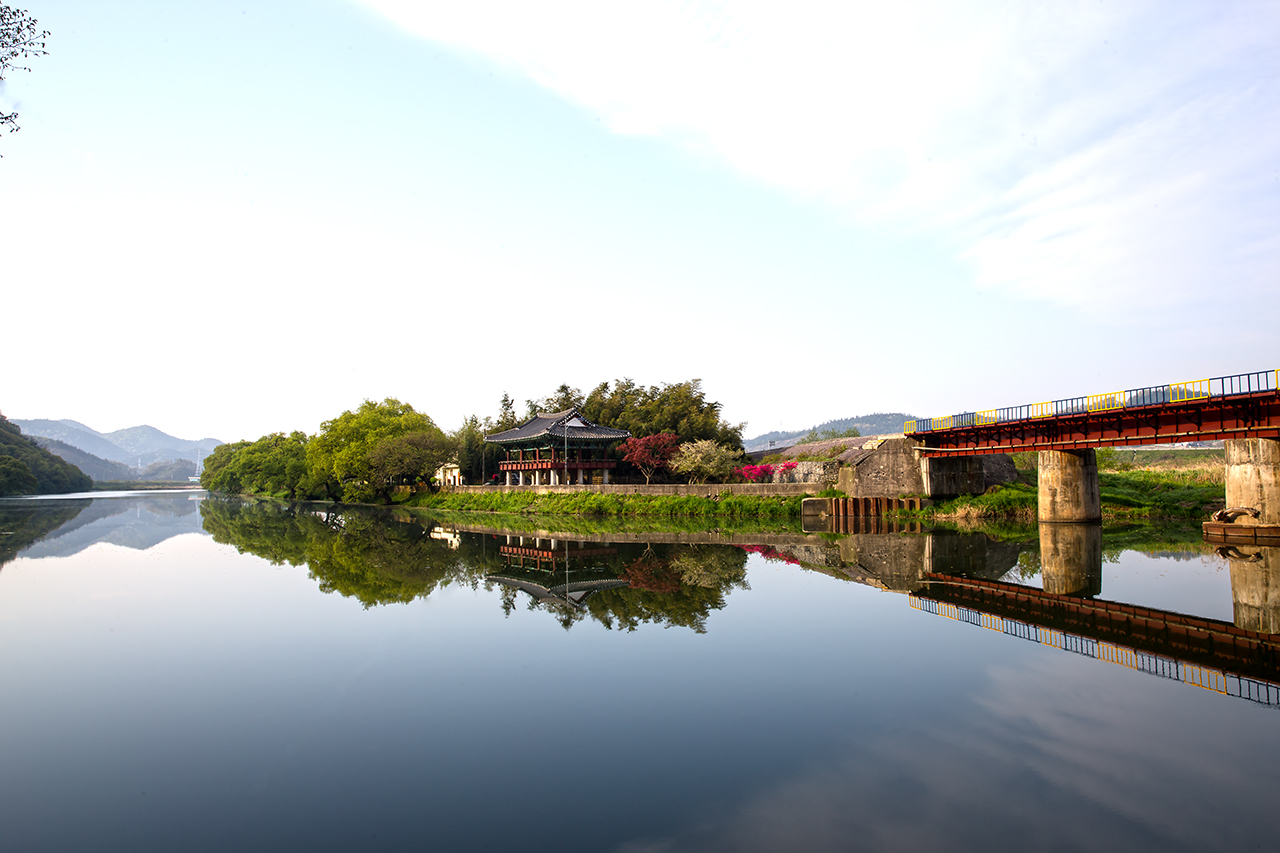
[745,412,919,451]
[34,438,136,481]
[0,414,94,496]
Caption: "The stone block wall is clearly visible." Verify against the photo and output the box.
[773,460,839,485]
[836,438,927,496]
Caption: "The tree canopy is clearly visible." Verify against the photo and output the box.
[307,398,449,503]
[524,378,743,449]
[618,433,681,484]
[669,439,741,485]
[202,399,456,504]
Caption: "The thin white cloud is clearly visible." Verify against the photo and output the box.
[355,0,1280,313]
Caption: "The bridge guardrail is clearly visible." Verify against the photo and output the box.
[905,368,1279,434]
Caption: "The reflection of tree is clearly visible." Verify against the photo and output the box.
[0,500,90,569]
[586,544,749,634]
[484,541,750,634]
[200,498,467,608]
[621,547,681,593]
[202,499,754,628]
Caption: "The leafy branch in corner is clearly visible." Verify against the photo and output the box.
[1,4,50,137]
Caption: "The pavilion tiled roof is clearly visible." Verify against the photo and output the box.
[483,408,632,445]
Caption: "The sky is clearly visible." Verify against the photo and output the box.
[2,0,1277,444]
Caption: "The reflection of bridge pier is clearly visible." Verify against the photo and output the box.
[1039,522,1102,597]
[1222,544,1280,634]
[834,530,1021,593]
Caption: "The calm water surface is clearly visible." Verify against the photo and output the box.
[0,492,1276,852]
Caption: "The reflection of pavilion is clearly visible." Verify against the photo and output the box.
[487,536,628,610]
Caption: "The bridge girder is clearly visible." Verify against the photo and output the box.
[915,390,1280,457]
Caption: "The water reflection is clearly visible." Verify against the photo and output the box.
[0,492,205,569]
[1222,543,1280,634]
[483,535,749,632]
[1039,522,1103,596]
[4,494,1280,850]
[8,495,1277,700]
[200,496,472,607]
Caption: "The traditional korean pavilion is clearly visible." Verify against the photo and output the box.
[484,408,631,486]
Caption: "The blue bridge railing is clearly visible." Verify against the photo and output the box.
[905,369,1278,434]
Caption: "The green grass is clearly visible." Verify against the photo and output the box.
[405,490,806,519]
[395,508,803,537]
[919,465,1225,522]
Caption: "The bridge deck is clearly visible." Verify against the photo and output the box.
[907,369,1279,456]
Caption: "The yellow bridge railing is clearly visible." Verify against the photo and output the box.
[904,368,1278,434]
[909,595,1280,707]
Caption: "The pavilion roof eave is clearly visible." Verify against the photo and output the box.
[484,407,631,445]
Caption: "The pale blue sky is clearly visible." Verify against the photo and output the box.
[3,0,1276,442]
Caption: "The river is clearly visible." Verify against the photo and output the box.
[0,491,1276,852]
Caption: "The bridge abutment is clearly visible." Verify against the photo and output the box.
[1225,438,1280,525]
[1039,522,1102,596]
[1037,449,1101,522]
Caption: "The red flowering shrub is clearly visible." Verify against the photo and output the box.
[734,464,775,483]
[738,544,801,565]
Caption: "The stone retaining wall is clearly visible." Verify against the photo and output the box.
[773,460,839,485]
[449,482,814,497]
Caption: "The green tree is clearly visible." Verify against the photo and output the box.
[200,440,250,493]
[496,393,518,431]
[525,383,583,420]
[200,433,313,498]
[307,399,445,503]
[366,430,457,503]
[578,379,743,448]
[0,454,37,495]
[1,5,48,138]
[669,439,740,484]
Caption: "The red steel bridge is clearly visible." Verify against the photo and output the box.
[905,369,1280,457]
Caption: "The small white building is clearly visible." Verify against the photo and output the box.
[435,463,462,487]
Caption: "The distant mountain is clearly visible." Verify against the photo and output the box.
[13,419,133,463]
[14,419,222,467]
[138,459,197,481]
[744,412,920,452]
[34,438,136,481]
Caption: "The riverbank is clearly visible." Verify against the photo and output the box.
[401,489,806,519]
[93,480,203,491]
[925,462,1225,522]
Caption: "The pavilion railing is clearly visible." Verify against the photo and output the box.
[906,369,1279,434]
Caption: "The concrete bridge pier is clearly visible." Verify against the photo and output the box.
[1039,522,1103,597]
[1225,438,1280,524]
[1037,449,1101,523]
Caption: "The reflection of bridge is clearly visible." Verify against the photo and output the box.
[905,369,1280,524]
[912,573,1280,708]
